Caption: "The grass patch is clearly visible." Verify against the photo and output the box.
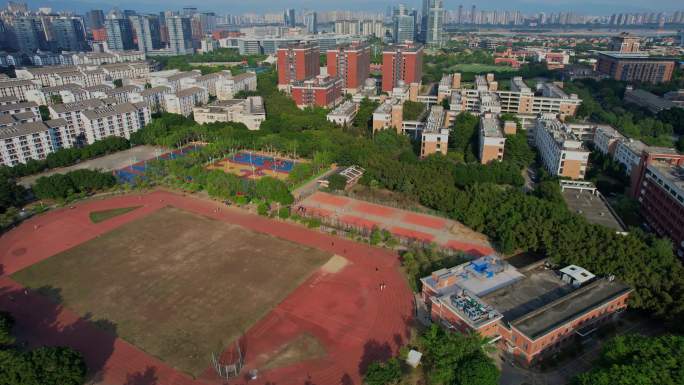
[452,63,518,73]
[89,206,142,223]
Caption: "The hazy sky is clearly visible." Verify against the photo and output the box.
[23,0,684,15]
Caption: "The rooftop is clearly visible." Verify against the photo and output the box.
[139,86,171,96]
[561,188,626,231]
[82,103,140,119]
[424,106,446,133]
[510,277,631,340]
[51,99,105,113]
[537,118,586,151]
[598,51,676,61]
[480,116,503,138]
[0,121,50,140]
[422,255,525,298]
[176,87,206,98]
[329,100,358,117]
[0,101,38,113]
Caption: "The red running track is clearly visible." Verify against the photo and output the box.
[0,191,414,385]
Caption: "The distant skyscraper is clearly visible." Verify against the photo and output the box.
[457,5,463,24]
[393,4,415,44]
[50,17,87,51]
[285,8,296,28]
[166,16,193,55]
[422,0,445,46]
[199,12,216,34]
[129,15,162,52]
[304,11,317,34]
[85,10,105,30]
[13,16,48,52]
[105,15,135,51]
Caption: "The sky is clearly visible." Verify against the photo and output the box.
[22,0,684,15]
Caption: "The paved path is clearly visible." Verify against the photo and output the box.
[0,190,414,385]
[18,145,167,187]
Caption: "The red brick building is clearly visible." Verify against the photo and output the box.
[91,28,107,42]
[629,148,684,198]
[638,163,684,259]
[597,52,676,84]
[381,44,424,92]
[326,42,371,93]
[422,257,631,366]
[277,42,320,88]
[291,75,343,109]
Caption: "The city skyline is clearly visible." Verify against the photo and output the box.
[12,0,684,16]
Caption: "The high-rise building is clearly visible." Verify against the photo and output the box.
[284,8,296,28]
[381,43,423,92]
[471,5,477,24]
[457,5,463,24]
[13,17,49,52]
[166,16,193,55]
[129,15,162,53]
[608,32,641,52]
[304,11,318,34]
[199,12,216,34]
[105,15,135,51]
[422,0,445,46]
[327,42,370,93]
[50,17,87,52]
[85,10,105,30]
[276,42,320,88]
[393,4,415,44]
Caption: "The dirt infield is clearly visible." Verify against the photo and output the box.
[12,206,331,376]
[0,191,414,385]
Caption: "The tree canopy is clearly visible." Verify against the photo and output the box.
[574,334,684,385]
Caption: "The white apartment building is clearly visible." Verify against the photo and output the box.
[81,102,150,144]
[593,125,625,156]
[49,99,110,147]
[326,100,358,125]
[165,87,209,117]
[0,79,40,100]
[0,119,67,167]
[105,85,144,103]
[216,72,258,100]
[614,139,647,176]
[534,117,589,180]
[0,101,39,117]
[135,86,172,114]
[193,97,266,130]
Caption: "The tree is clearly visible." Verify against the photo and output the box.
[363,357,402,385]
[574,334,684,385]
[0,312,14,346]
[112,79,123,88]
[402,101,425,121]
[420,325,498,385]
[454,355,499,385]
[327,174,347,191]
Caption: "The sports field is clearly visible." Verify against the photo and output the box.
[11,206,331,376]
[207,151,298,181]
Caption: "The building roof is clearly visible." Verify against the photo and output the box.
[167,71,201,82]
[0,101,38,113]
[510,277,631,340]
[328,100,357,117]
[139,86,171,96]
[232,72,256,82]
[480,115,503,138]
[51,99,105,113]
[82,103,140,120]
[598,51,676,61]
[0,121,50,139]
[0,79,36,88]
[45,118,67,128]
[0,95,19,104]
[176,87,207,98]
